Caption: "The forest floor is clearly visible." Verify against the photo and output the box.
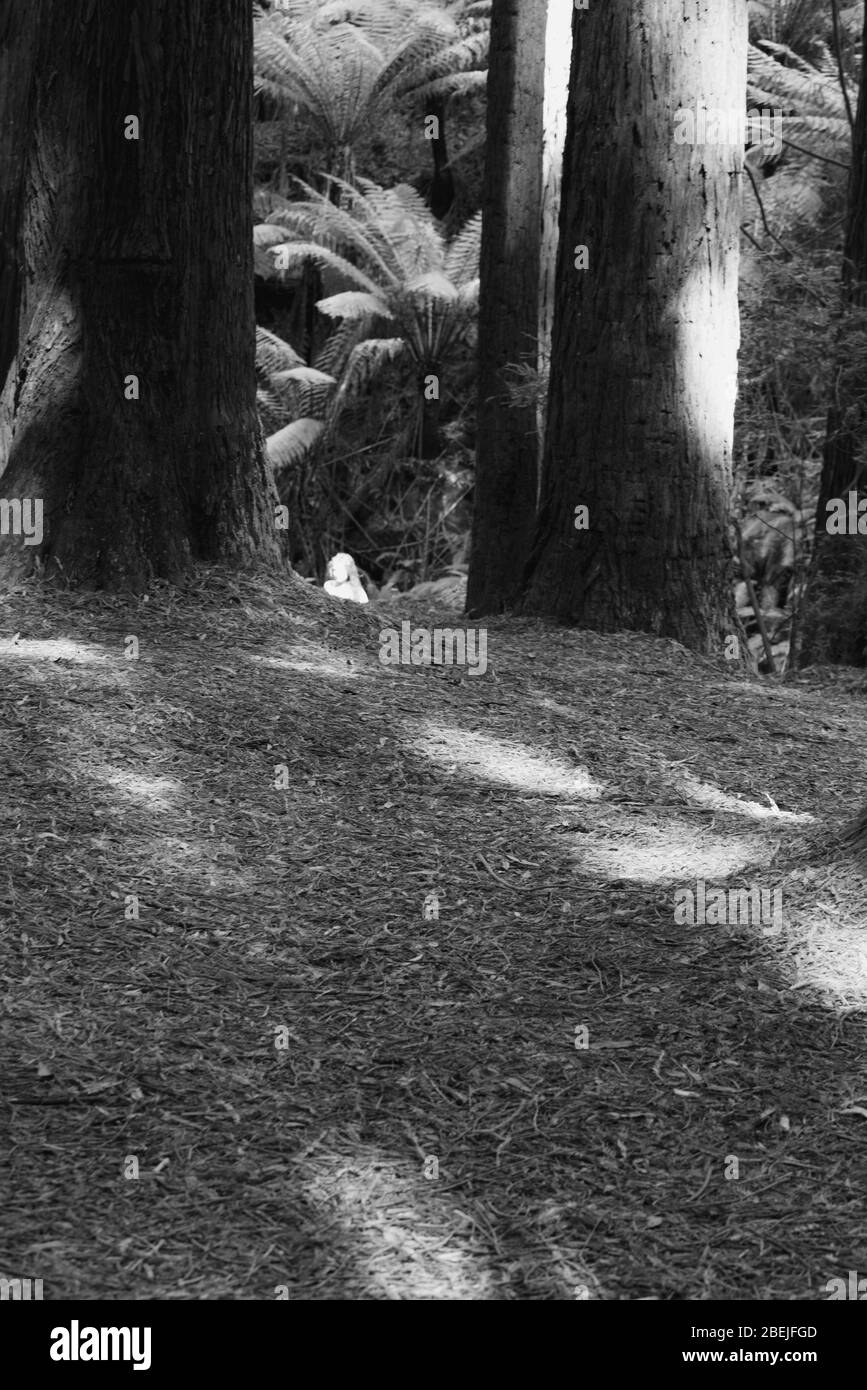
[1,566,866,1301]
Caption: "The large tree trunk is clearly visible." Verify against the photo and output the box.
[537,0,572,476]
[0,0,281,591]
[798,2,867,668]
[466,0,546,617]
[517,0,745,653]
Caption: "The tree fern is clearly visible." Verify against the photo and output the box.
[748,41,853,125]
[743,32,853,244]
[253,0,467,181]
[258,177,480,456]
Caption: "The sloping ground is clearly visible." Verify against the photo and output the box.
[0,567,866,1300]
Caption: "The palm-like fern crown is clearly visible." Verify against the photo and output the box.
[252,0,485,166]
[256,176,481,474]
[262,176,481,360]
[389,0,489,105]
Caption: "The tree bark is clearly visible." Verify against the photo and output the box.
[517,0,745,654]
[798,1,867,667]
[466,0,546,616]
[537,0,572,476]
[428,95,456,222]
[0,0,281,591]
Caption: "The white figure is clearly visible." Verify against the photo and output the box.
[323,552,369,604]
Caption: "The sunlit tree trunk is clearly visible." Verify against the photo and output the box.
[517,0,746,654]
[537,0,572,477]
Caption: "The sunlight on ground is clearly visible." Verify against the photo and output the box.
[575,819,764,883]
[673,770,814,823]
[96,766,181,810]
[409,722,604,799]
[532,696,591,720]
[0,637,111,664]
[791,911,867,1011]
[302,1150,499,1299]
[250,648,374,678]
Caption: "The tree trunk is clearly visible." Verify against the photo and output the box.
[466,0,546,617]
[428,95,456,222]
[0,0,281,591]
[798,2,867,668]
[517,0,745,654]
[537,0,572,478]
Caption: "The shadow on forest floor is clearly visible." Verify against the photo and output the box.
[1,567,866,1299]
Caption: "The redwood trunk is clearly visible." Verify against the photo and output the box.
[517,0,745,653]
[0,0,281,590]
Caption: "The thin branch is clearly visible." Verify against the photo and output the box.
[744,161,794,259]
[780,137,849,171]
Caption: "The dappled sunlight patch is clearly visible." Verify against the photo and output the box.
[96,766,182,810]
[0,637,112,665]
[790,904,867,1011]
[250,646,378,678]
[673,770,814,823]
[574,817,764,884]
[408,722,605,798]
[302,1147,497,1299]
[532,695,591,721]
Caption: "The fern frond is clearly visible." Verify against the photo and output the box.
[254,223,291,250]
[256,326,306,375]
[315,290,393,320]
[281,179,405,286]
[405,71,488,102]
[748,42,848,119]
[456,277,480,308]
[273,366,337,387]
[256,385,288,436]
[314,318,366,378]
[266,240,385,296]
[327,338,407,422]
[267,417,325,474]
[443,211,482,283]
[394,30,489,99]
[405,271,460,300]
[370,19,461,105]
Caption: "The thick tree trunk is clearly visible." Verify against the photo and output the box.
[466,0,546,617]
[0,0,281,591]
[517,0,745,653]
[798,2,867,668]
[537,0,572,473]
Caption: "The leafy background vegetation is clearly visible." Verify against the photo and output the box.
[251,0,864,646]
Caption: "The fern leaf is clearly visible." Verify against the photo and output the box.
[315,290,393,319]
[444,212,482,283]
[267,240,385,296]
[267,418,325,474]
